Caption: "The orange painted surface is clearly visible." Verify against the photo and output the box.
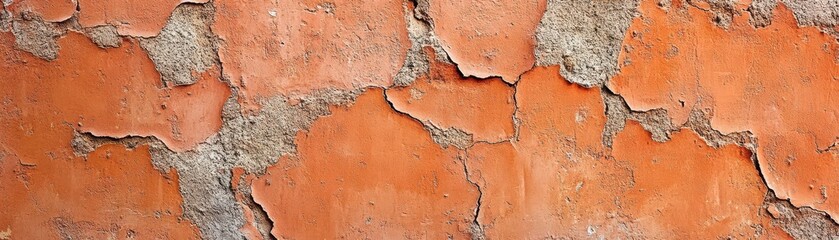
[213,0,410,111]
[427,0,546,83]
[465,67,774,238]
[3,0,835,238]
[0,32,228,151]
[609,0,839,218]
[0,30,230,238]
[77,0,209,37]
[251,90,479,239]
[0,143,199,239]
[387,49,516,142]
[613,122,769,238]
[6,0,76,22]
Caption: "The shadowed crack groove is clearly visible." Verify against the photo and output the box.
[817,140,838,154]
[459,151,485,240]
[382,86,485,237]
[511,79,523,143]
[382,88,476,150]
[234,173,276,240]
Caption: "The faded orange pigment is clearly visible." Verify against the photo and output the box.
[213,0,410,111]
[387,49,516,142]
[427,0,546,82]
[250,90,479,239]
[609,0,839,219]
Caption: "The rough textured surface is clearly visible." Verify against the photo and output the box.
[4,0,839,239]
[748,0,778,28]
[602,89,678,146]
[782,0,839,27]
[10,15,63,60]
[765,191,839,239]
[392,2,450,87]
[139,3,217,86]
[84,25,121,48]
[535,0,639,87]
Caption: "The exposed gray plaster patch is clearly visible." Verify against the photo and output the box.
[139,3,218,86]
[535,0,639,87]
[393,1,451,87]
[748,0,778,28]
[782,0,839,27]
[425,123,474,150]
[683,108,756,149]
[11,13,64,60]
[84,25,121,48]
[0,9,10,32]
[601,89,677,147]
[764,191,839,239]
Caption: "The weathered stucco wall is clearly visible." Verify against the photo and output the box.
[1,0,838,239]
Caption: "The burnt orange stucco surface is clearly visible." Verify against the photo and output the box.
[1,0,837,239]
[609,0,839,220]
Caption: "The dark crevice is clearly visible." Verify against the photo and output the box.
[382,88,476,149]
[234,173,277,240]
[511,78,523,143]
[460,150,485,240]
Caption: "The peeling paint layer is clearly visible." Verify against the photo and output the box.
[251,90,479,239]
[387,48,516,143]
[423,0,546,82]
[609,0,839,220]
[213,0,409,110]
